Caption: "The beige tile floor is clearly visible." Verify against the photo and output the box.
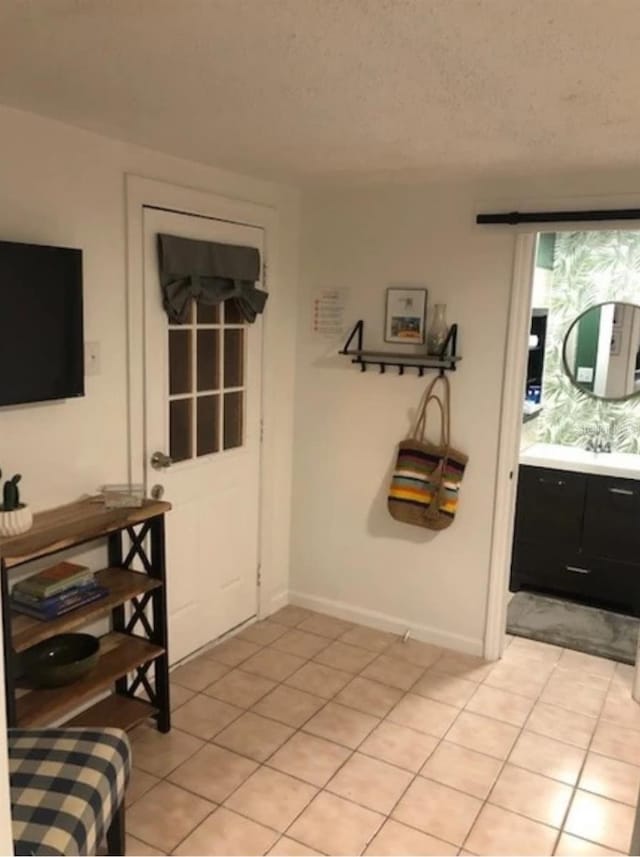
[125,606,640,855]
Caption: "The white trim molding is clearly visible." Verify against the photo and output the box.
[125,174,281,619]
[483,232,537,661]
[483,225,640,702]
[290,591,484,655]
[267,589,290,616]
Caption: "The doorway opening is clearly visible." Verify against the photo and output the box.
[496,229,640,674]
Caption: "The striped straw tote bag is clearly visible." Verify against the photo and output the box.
[388,374,468,530]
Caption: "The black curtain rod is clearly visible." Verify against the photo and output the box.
[476,208,640,225]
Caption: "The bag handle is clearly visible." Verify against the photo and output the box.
[412,374,451,448]
[411,375,442,439]
[415,376,453,522]
[414,394,445,445]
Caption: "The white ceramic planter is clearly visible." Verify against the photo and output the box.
[0,505,33,537]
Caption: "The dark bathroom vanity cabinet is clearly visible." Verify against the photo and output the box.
[510,464,640,615]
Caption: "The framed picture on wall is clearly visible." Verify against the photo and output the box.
[384,287,427,345]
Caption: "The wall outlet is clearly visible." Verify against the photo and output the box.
[85,341,100,376]
[577,366,594,383]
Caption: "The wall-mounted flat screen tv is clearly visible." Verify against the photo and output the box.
[0,239,84,407]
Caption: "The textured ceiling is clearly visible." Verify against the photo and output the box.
[0,0,639,184]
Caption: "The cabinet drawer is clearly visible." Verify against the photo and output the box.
[515,466,587,550]
[512,542,640,615]
[583,476,640,562]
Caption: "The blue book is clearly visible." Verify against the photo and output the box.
[12,580,101,610]
[11,585,109,621]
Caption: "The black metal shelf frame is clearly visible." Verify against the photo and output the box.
[108,515,170,733]
[1,512,171,733]
[339,320,461,376]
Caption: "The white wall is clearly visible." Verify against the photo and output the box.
[291,176,640,654]
[0,105,300,614]
[0,105,300,852]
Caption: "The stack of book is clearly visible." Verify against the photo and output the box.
[11,562,108,621]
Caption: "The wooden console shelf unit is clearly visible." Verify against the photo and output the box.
[0,497,172,734]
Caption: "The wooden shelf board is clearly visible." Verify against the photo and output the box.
[11,568,162,653]
[16,632,164,728]
[64,694,157,731]
[0,498,171,568]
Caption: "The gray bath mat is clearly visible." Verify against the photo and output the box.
[507,592,639,665]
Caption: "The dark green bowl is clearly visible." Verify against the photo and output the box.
[22,633,99,688]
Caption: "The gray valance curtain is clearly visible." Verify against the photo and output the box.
[157,233,268,324]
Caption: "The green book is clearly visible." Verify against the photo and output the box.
[13,561,94,599]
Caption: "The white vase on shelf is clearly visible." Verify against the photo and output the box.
[427,304,449,356]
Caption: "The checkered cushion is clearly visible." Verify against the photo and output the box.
[9,728,131,856]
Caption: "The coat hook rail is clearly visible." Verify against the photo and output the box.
[339,320,462,377]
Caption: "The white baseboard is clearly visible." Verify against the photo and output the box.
[264,589,289,617]
[288,590,484,656]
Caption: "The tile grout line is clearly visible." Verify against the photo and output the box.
[551,662,637,855]
[273,626,421,854]
[321,627,633,853]
[350,642,528,854]
[266,627,512,854]
[174,624,631,765]
[458,643,574,855]
[459,643,627,856]
[127,615,315,852]
[173,620,409,754]
[252,613,413,854]
[238,619,463,853]
[134,612,638,856]
[176,631,614,852]
[165,611,348,855]
[171,655,630,791]
[136,613,448,852]
[548,659,615,855]
[165,611,388,855]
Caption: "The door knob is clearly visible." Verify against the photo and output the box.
[150,451,172,470]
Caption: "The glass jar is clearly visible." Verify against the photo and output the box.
[427,304,449,356]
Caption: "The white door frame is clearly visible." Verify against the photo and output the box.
[483,232,537,661]
[125,174,277,620]
[484,226,640,699]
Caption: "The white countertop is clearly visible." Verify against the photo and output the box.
[520,442,640,479]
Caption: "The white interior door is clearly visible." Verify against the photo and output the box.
[143,207,263,665]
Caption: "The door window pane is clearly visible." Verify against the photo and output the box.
[197,330,220,391]
[169,330,192,395]
[170,398,193,462]
[224,299,245,325]
[197,302,220,324]
[224,329,244,388]
[197,395,220,456]
[223,391,243,450]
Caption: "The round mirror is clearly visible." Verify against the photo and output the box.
[563,302,640,401]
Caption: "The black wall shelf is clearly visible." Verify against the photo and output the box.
[339,320,461,375]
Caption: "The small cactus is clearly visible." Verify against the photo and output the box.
[1,473,23,512]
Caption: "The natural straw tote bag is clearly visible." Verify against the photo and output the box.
[388,374,468,530]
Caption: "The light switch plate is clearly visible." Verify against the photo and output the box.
[577,366,594,383]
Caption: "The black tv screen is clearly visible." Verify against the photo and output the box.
[0,239,84,407]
